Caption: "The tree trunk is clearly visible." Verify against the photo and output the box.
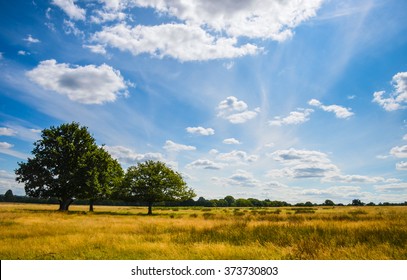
[59,198,74,211]
[89,199,94,212]
[147,202,153,215]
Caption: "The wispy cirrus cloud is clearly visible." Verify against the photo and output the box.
[0,127,17,136]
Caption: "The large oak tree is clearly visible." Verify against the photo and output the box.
[15,122,122,211]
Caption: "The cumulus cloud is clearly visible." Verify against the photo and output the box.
[390,145,407,158]
[396,161,407,170]
[26,59,129,104]
[186,127,215,136]
[223,138,241,145]
[132,0,323,40]
[186,159,224,170]
[52,0,86,21]
[163,140,196,152]
[372,72,407,111]
[0,127,17,136]
[267,148,340,179]
[268,148,400,183]
[217,96,259,124]
[93,23,259,62]
[103,145,163,165]
[24,35,40,43]
[217,150,258,163]
[213,170,261,188]
[308,99,354,119]
[46,0,322,61]
[269,108,313,126]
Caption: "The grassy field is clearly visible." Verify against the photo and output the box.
[0,203,406,260]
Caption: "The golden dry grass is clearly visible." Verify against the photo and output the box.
[0,203,406,260]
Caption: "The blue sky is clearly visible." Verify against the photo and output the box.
[1,0,407,204]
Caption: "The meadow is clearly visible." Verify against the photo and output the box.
[0,203,406,260]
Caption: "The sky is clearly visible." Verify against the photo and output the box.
[1,0,407,204]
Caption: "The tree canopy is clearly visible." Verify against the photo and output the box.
[121,160,196,214]
[15,122,122,211]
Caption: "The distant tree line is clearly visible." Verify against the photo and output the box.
[1,190,406,208]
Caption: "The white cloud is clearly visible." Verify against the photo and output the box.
[83,44,107,55]
[217,150,258,163]
[268,148,400,183]
[103,145,163,165]
[0,127,17,136]
[308,99,322,107]
[269,148,331,164]
[52,0,86,21]
[18,50,30,56]
[0,170,24,195]
[90,10,127,24]
[267,148,340,179]
[390,145,407,158]
[223,61,234,70]
[324,175,400,184]
[373,72,407,111]
[26,59,129,105]
[186,126,215,136]
[0,142,13,149]
[63,20,84,37]
[308,99,354,119]
[186,159,224,170]
[0,142,27,159]
[301,186,363,199]
[163,140,196,152]
[269,108,313,126]
[396,161,407,170]
[132,0,323,40]
[93,23,259,62]
[24,35,40,43]
[223,138,241,145]
[403,134,407,141]
[217,96,259,124]
[375,183,407,192]
[212,170,261,188]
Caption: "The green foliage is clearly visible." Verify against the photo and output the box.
[323,199,335,206]
[352,199,365,206]
[121,160,196,214]
[4,190,14,202]
[78,146,124,211]
[14,122,122,211]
